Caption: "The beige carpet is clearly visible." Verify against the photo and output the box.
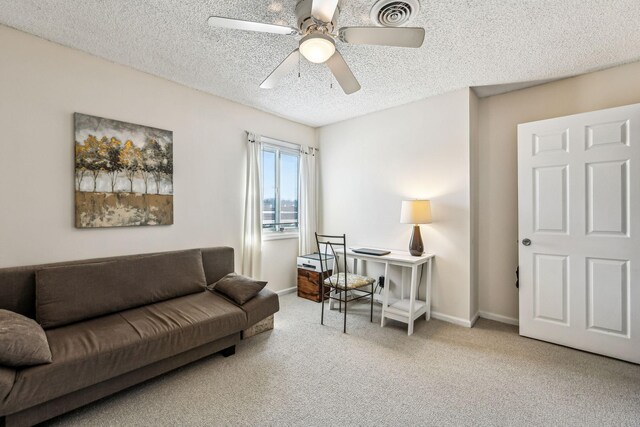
[47,293,640,426]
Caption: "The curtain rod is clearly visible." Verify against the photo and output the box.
[246,131,319,151]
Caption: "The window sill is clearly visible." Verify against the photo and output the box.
[262,232,299,241]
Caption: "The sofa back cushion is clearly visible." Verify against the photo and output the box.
[35,249,207,329]
[201,247,235,285]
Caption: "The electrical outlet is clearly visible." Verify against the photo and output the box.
[379,276,385,288]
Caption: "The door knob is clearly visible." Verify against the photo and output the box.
[522,238,531,246]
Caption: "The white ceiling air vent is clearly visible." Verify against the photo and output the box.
[370,0,420,27]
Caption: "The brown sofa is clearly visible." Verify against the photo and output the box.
[0,247,279,427]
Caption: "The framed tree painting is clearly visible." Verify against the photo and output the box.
[74,113,173,228]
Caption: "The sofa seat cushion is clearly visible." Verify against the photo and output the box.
[237,288,280,327]
[119,291,247,340]
[1,291,246,416]
[0,367,16,403]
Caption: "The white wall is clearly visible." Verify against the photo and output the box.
[262,237,301,292]
[318,88,474,324]
[469,90,479,321]
[477,60,640,323]
[0,25,315,292]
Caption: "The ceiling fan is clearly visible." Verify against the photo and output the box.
[208,0,425,94]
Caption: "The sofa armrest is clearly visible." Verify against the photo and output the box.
[240,289,279,327]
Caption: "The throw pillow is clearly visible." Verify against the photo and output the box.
[208,273,267,305]
[0,309,52,367]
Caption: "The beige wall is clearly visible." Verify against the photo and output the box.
[318,89,475,325]
[477,60,640,322]
[0,25,315,292]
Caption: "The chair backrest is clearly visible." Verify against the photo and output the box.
[314,233,348,286]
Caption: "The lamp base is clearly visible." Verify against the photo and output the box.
[409,225,424,256]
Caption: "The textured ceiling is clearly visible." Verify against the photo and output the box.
[1,0,640,127]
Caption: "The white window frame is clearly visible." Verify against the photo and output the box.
[261,137,300,241]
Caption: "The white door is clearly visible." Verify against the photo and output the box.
[518,103,640,364]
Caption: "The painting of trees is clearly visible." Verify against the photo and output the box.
[162,142,173,192]
[74,142,88,189]
[74,113,173,228]
[139,138,159,194]
[120,140,143,193]
[80,135,106,192]
[105,137,123,192]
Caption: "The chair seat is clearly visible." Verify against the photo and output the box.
[324,273,375,289]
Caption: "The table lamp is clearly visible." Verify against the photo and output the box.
[400,200,432,256]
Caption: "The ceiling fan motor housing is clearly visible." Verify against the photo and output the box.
[296,0,339,34]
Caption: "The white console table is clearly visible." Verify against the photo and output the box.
[336,248,435,336]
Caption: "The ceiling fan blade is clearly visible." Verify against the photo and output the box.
[260,49,300,89]
[311,0,339,23]
[339,27,425,48]
[208,16,298,36]
[326,50,360,95]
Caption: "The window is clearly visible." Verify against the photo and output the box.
[261,142,299,234]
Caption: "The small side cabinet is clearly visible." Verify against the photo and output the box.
[297,268,332,302]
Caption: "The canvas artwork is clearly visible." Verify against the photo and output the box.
[74,113,173,228]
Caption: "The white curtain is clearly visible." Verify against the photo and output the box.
[298,146,318,255]
[241,133,262,278]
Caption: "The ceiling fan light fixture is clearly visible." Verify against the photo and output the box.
[299,33,336,63]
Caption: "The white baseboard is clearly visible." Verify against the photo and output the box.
[470,311,480,327]
[478,311,519,326]
[276,288,519,327]
[430,311,474,328]
[275,286,297,296]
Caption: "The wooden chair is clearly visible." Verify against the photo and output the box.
[315,233,376,333]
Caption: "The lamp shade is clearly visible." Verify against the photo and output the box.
[400,200,432,224]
